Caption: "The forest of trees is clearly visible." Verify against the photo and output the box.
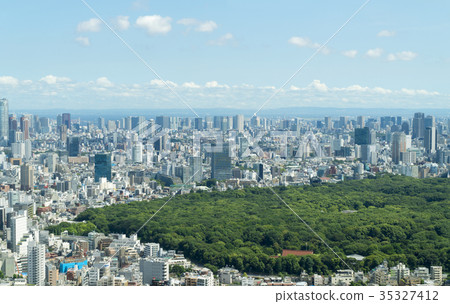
[49,175,450,275]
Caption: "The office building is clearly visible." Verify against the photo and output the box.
[139,258,169,284]
[339,116,348,129]
[258,163,264,181]
[27,241,45,286]
[20,116,30,140]
[0,98,8,144]
[11,214,28,254]
[20,163,34,191]
[391,132,406,164]
[211,142,232,180]
[94,154,112,182]
[357,116,365,128]
[189,156,202,182]
[194,117,203,131]
[355,127,370,145]
[156,116,170,129]
[233,114,244,132]
[131,116,145,133]
[98,117,105,129]
[424,115,435,129]
[412,112,425,139]
[132,142,143,163]
[424,127,437,154]
[62,113,71,130]
[324,117,332,130]
[67,136,80,157]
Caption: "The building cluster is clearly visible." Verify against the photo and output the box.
[0,96,448,285]
[216,262,444,287]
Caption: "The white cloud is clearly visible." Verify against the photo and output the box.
[132,0,150,10]
[113,16,130,31]
[387,51,417,61]
[75,36,90,47]
[136,15,172,35]
[77,18,101,32]
[344,84,369,92]
[377,30,395,37]
[400,88,438,96]
[0,76,19,86]
[373,87,392,94]
[182,82,201,88]
[40,75,71,85]
[177,18,217,32]
[288,36,330,54]
[366,48,383,58]
[177,18,197,26]
[208,33,234,46]
[21,80,33,85]
[149,79,177,88]
[342,50,358,58]
[96,77,113,87]
[196,20,217,32]
[205,81,229,88]
[308,80,328,92]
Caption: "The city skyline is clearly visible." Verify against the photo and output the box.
[1,1,450,110]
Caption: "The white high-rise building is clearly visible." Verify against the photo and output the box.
[27,241,45,286]
[143,243,160,258]
[233,114,244,132]
[132,142,143,163]
[11,214,28,254]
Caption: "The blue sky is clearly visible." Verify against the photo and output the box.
[0,0,449,110]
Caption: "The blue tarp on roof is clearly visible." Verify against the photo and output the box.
[59,260,88,273]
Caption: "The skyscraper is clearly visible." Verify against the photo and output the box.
[339,116,348,129]
[20,163,34,191]
[11,214,27,254]
[20,116,30,140]
[233,114,244,132]
[67,136,80,157]
[324,117,332,130]
[211,142,232,180]
[95,154,112,182]
[98,117,105,129]
[424,115,435,129]
[27,241,45,286]
[194,117,203,131]
[62,113,71,130]
[355,127,370,145]
[0,98,9,144]
[132,142,143,163]
[391,132,406,164]
[357,116,365,128]
[258,163,264,181]
[412,112,425,139]
[189,156,202,182]
[424,127,437,154]
[156,116,170,129]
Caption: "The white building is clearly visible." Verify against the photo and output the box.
[139,258,169,285]
[331,269,354,286]
[11,214,28,254]
[27,241,45,286]
[143,243,160,258]
[430,266,442,283]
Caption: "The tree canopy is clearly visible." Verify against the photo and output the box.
[49,175,449,275]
